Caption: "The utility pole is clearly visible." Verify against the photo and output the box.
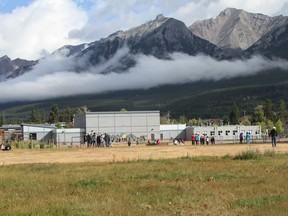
[167,111,170,124]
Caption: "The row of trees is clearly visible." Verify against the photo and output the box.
[1,99,287,134]
[29,105,89,127]
[161,99,287,135]
[0,105,127,127]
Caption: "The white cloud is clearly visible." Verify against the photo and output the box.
[0,51,287,102]
[68,0,288,46]
[170,0,288,25]
[1,0,288,60]
[0,0,87,60]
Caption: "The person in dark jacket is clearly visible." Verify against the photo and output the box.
[269,127,278,147]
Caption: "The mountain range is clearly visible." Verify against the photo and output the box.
[0,8,288,121]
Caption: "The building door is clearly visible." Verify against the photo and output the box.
[151,133,155,141]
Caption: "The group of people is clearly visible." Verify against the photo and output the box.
[239,132,251,144]
[191,134,215,145]
[239,127,278,147]
[84,132,112,147]
[83,127,279,148]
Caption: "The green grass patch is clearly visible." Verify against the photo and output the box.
[233,149,278,160]
[1,153,288,215]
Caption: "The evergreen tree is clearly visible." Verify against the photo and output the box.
[0,111,6,126]
[223,115,229,125]
[29,107,40,123]
[277,100,288,126]
[275,119,284,135]
[39,110,46,123]
[229,102,240,125]
[64,107,74,124]
[263,99,276,122]
[187,118,198,126]
[178,115,187,124]
[76,105,89,114]
[266,120,274,132]
[251,105,266,124]
[48,104,59,124]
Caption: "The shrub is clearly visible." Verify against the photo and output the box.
[233,149,262,160]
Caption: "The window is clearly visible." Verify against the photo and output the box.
[233,130,238,135]
[225,131,230,135]
[210,131,215,136]
[29,133,37,140]
[218,131,222,135]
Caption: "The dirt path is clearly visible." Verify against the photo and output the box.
[1,143,287,165]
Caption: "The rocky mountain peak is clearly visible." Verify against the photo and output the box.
[105,14,170,42]
[0,55,10,61]
[189,8,288,55]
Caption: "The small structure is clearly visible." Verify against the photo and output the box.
[160,124,186,141]
[21,124,85,147]
[0,124,22,143]
[54,128,85,146]
[21,124,56,143]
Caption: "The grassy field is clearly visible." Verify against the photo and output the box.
[1,149,288,215]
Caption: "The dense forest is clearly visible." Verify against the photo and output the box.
[0,98,286,137]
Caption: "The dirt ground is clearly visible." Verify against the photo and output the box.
[1,143,288,165]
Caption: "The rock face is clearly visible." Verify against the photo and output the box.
[77,15,221,73]
[0,55,36,81]
[244,22,288,59]
[189,8,288,55]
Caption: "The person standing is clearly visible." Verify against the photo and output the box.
[191,134,195,145]
[246,132,251,144]
[269,127,278,147]
[128,138,131,147]
[239,133,243,144]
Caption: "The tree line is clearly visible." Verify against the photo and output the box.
[1,100,287,135]
[0,105,90,128]
[161,99,287,135]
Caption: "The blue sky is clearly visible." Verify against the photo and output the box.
[0,0,94,12]
[0,0,288,59]
[0,0,31,13]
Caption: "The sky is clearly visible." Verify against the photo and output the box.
[1,0,288,60]
[0,0,288,103]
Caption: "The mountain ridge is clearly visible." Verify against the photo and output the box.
[0,8,288,121]
[189,7,288,56]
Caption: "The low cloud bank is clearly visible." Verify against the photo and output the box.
[0,52,287,103]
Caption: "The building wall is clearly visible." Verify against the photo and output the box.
[74,111,160,140]
[160,124,186,140]
[53,128,86,146]
[22,125,55,142]
[74,113,86,129]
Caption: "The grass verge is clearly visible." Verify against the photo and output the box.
[0,151,288,215]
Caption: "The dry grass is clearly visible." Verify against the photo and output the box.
[0,144,288,215]
[1,143,288,165]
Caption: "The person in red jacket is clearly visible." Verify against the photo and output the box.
[191,134,195,145]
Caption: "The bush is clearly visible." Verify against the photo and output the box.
[233,149,262,160]
[40,142,45,149]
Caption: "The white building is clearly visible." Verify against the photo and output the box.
[160,124,186,141]
[74,111,160,141]
[21,124,85,146]
[186,125,262,143]
[22,124,56,143]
